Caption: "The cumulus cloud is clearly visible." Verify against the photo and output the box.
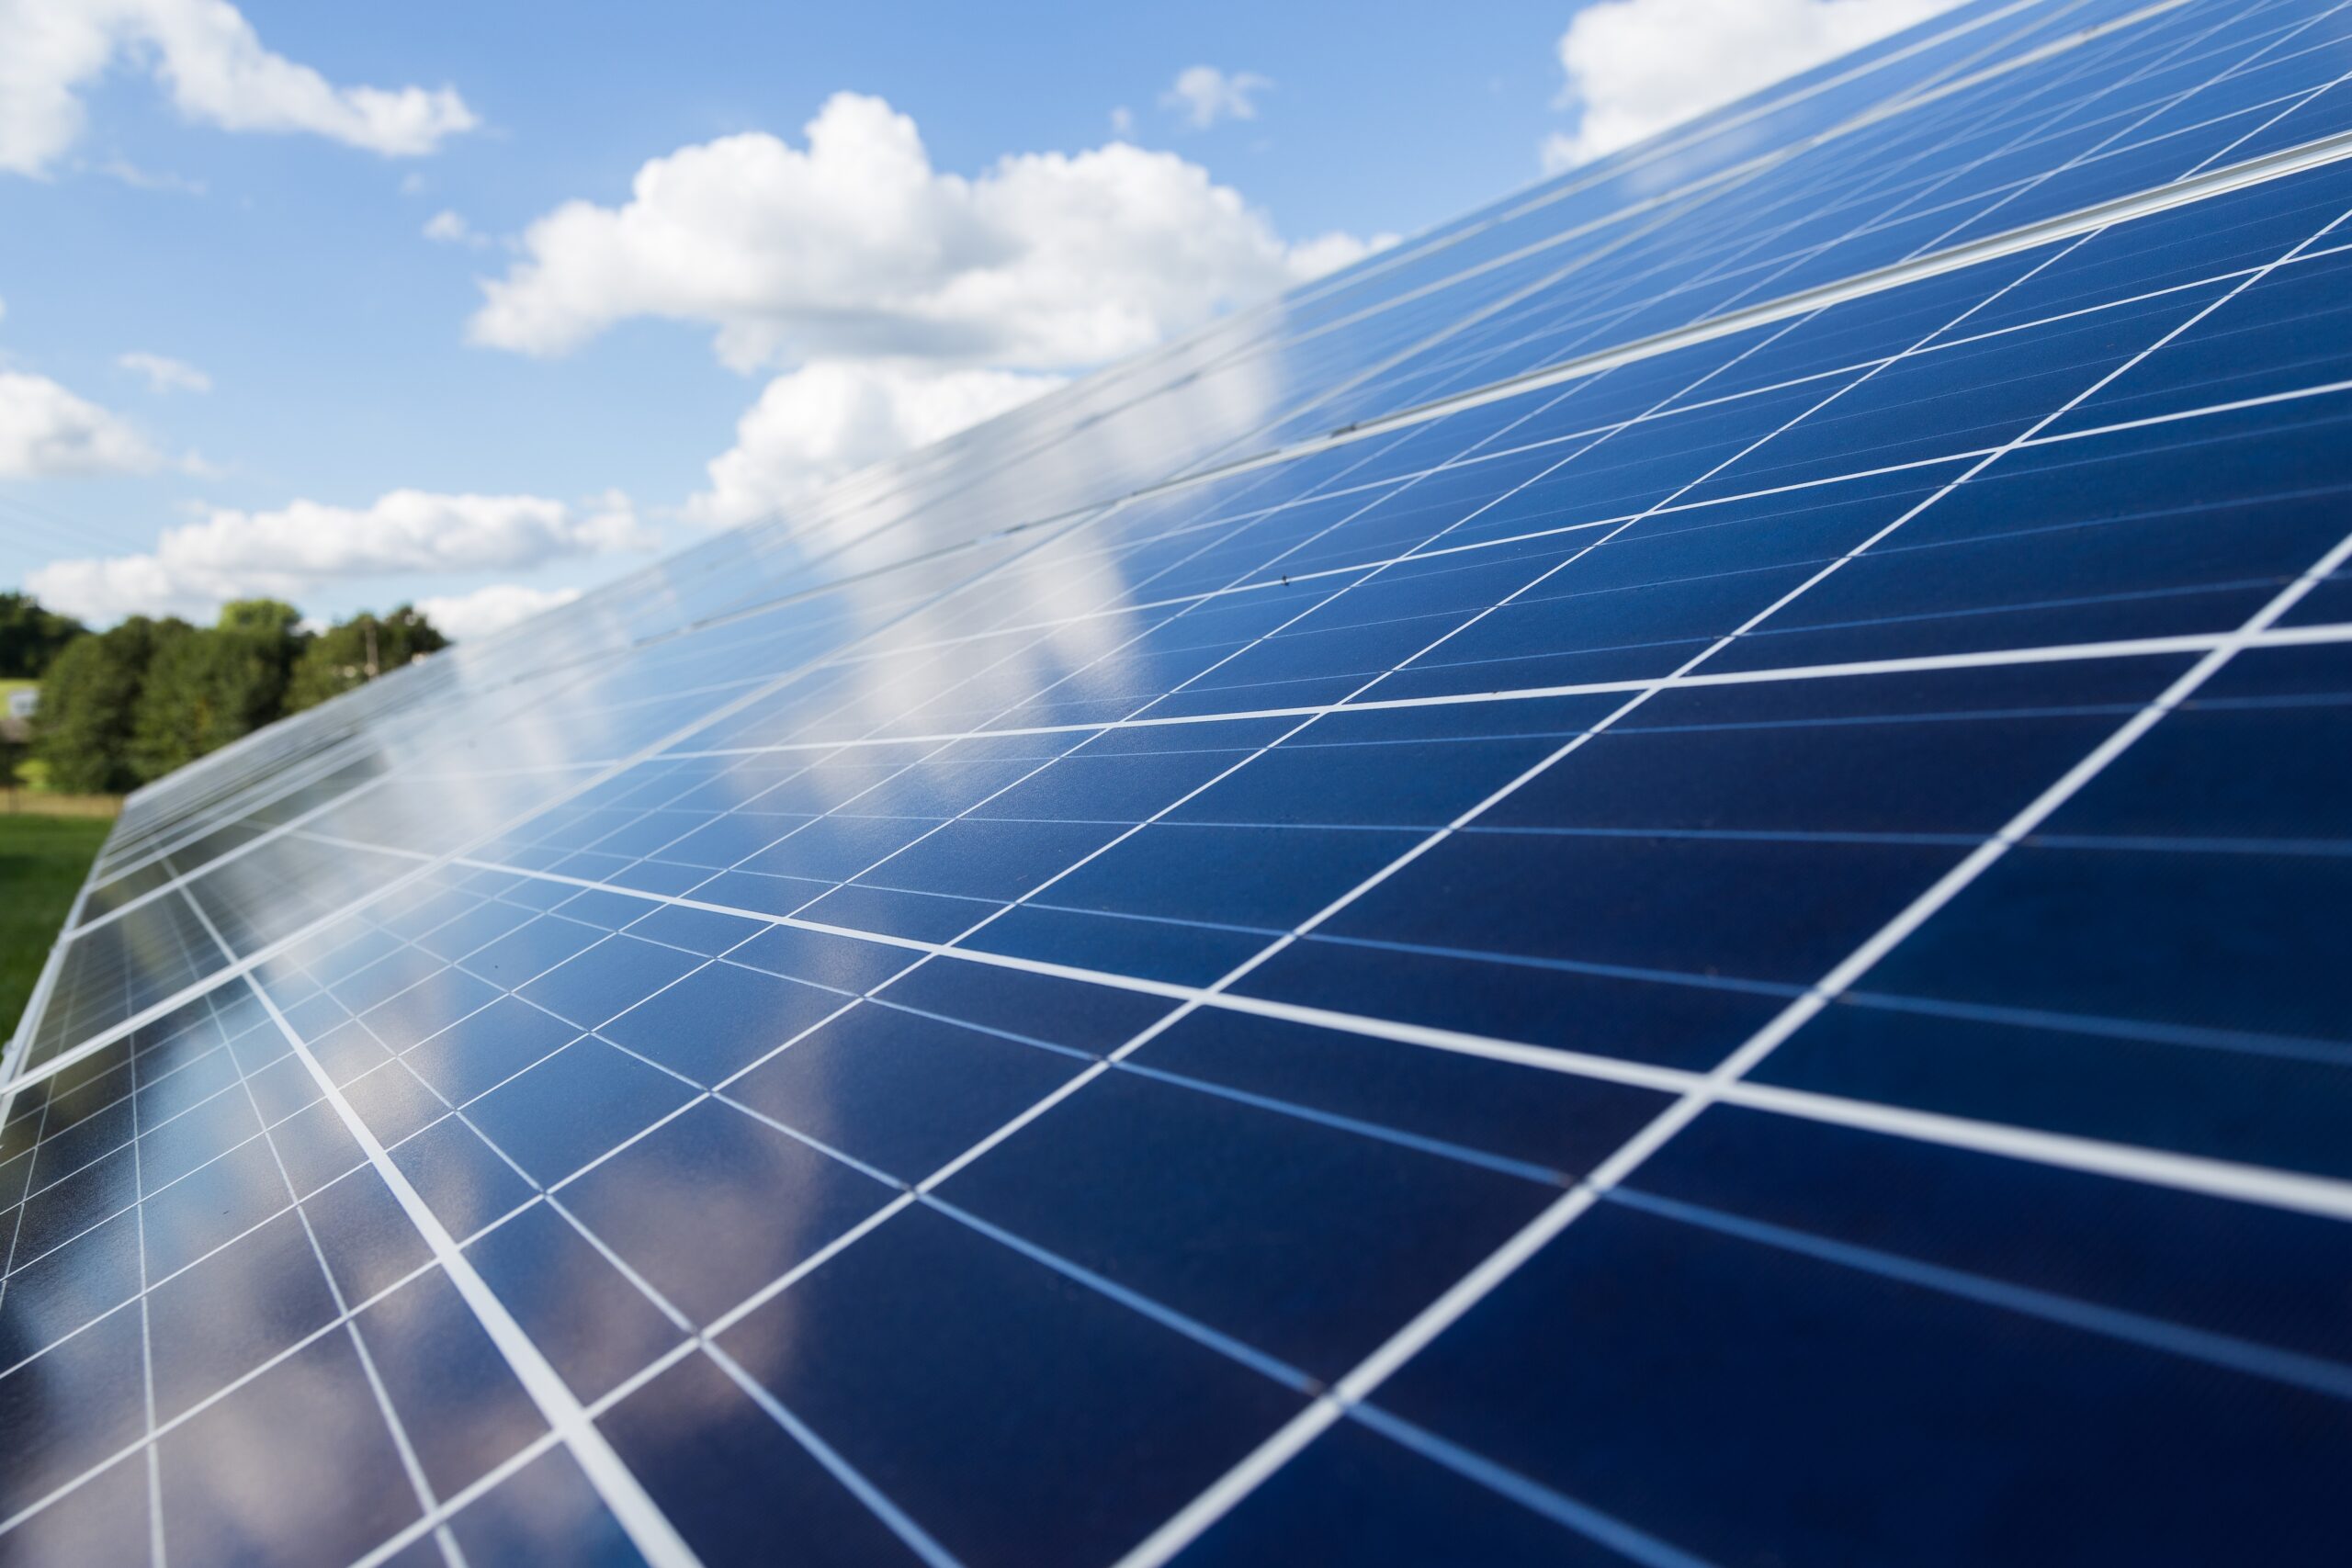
[1543,0,1955,171]
[29,488,650,622]
[0,0,478,177]
[467,91,1370,373]
[423,208,489,247]
[1161,66,1272,130]
[688,360,1064,527]
[0,369,159,477]
[98,158,206,195]
[417,581,582,641]
[473,91,1385,541]
[118,350,211,393]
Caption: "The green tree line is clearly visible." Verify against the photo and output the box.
[0,592,85,679]
[5,594,447,794]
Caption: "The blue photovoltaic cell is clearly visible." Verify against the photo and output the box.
[6,2,2352,1562]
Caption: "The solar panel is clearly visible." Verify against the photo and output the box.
[9,0,2352,1561]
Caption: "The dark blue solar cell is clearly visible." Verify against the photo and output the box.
[1633,1105,2352,1369]
[0,1306,148,1523]
[1381,1198,2352,1567]
[1047,822,1421,929]
[599,1350,926,1568]
[956,901,1267,987]
[1862,841,2352,1043]
[3,1450,151,1566]
[148,1209,338,1424]
[623,901,768,956]
[736,816,927,882]
[936,1069,1559,1381]
[859,817,1129,901]
[1172,731,1567,828]
[794,881,988,944]
[468,1038,696,1186]
[0,1153,31,1230]
[343,1059,447,1147]
[726,920,917,993]
[243,1050,322,1124]
[727,1001,1083,1177]
[266,1096,364,1198]
[0,1208,141,1366]
[293,1020,385,1089]
[1133,1007,1670,1178]
[156,1331,423,1568]
[303,1168,433,1303]
[336,944,463,1020]
[30,1095,132,1190]
[139,1136,286,1279]
[598,958,847,1082]
[973,741,1262,823]
[690,867,832,919]
[875,957,1173,1052]
[459,914,607,989]
[1756,994,2352,1179]
[715,1203,1306,1568]
[1180,1416,1624,1567]
[448,1446,651,1568]
[1708,282,2233,491]
[358,1269,547,1496]
[1331,830,1966,985]
[562,1100,894,1325]
[390,1118,535,1240]
[466,1202,680,1404]
[400,994,579,1104]
[2040,695,2352,842]
[518,935,704,1032]
[1488,705,2119,835]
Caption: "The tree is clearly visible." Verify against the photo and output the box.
[127,620,290,784]
[0,592,85,679]
[286,605,447,714]
[29,598,447,793]
[33,616,187,793]
[128,605,302,782]
[215,597,305,643]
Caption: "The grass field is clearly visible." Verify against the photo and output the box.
[0,812,111,1045]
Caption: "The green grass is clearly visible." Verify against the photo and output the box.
[0,812,110,1044]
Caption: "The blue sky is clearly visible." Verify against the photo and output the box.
[0,0,1941,637]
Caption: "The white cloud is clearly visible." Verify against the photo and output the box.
[118,350,210,393]
[472,91,1386,544]
[0,369,158,477]
[416,581,581,641]
[689,360,1064,527]
[1160,66,1272,130]
[1543,0,1955,171]
[98,158,206,195]
[29,488,651,622]
[467,91,1368,374]
[423,208,487,246]
[0,0,478,178]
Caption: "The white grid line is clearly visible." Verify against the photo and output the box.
[1109,183,2352,1568]
[233,975,704,1568]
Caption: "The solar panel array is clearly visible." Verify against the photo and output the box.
[8,1,2352,1562]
